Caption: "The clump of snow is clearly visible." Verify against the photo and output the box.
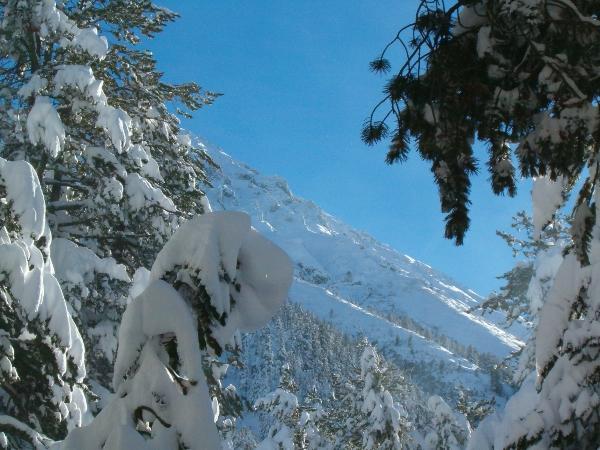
[84,146,127,178]
[51,238,130,289]
[128,145,163,180]
[125,173,175,211]
[535,252,585,377]
[96,106,132,153]
[26,96,65,158]
[18,74,48,98]
[33,0,76,38]
[476,26,492,57]
[452,3,488,35]
[54,65,102,98]
[150,211,293,348]
[114,280,205,386]
[70,27,108,59]
[0,159,47,240]
[526,245,564,315]
[129,267,152,301]
[532,176,565,239]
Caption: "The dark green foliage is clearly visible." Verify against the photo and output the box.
[361,120,389,146]
[369,57,391,74]
[0,290,68,440]
[364,0,600,247]
[163,267,231,357]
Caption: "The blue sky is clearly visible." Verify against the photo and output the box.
[148,1,532,296]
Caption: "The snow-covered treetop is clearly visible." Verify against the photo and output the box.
[425,395,471,450]
[60,211,293,450]
[150,211,294,355]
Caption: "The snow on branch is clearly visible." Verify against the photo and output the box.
[59,212,293,449]
[150,211,294,353]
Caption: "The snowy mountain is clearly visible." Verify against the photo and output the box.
[203,146,527,401]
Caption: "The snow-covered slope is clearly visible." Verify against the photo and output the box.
[203,146,526,400]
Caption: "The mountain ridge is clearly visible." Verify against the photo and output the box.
[202,145,527,400]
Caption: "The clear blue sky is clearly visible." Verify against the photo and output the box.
[148,1,532,296]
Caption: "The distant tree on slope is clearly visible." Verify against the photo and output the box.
[365,0,600,447]
[327,341,411,449]
[254,364,330,450]
[424,395,471,450]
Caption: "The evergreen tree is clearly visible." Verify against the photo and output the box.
[332,341,410,449]
[254,364,301,450]
[365,1,600,446]
[254,364,329,450]
[476,212,569,387]
[456,389,494,428]
[0,158,86,445]
[477,212,569,327]
[424,395,470,450]
[0,0,217,388]
[60,211,293,449]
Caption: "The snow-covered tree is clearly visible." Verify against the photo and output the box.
[254,364,329,450]
[0,0,217,387]
[358,344,409,449]
[365,0,600,446]
[424,395,470,450]
[331,342,410,449]
[474,212,569,388]
[456,389,494,429]
[0,158,86,445]
[254,381,299,450]
[59,211,293,449]
[203,352,244,445]
[477,212,569,328]
[300,388,330,450]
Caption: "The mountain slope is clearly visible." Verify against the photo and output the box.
[203,146,526,400]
